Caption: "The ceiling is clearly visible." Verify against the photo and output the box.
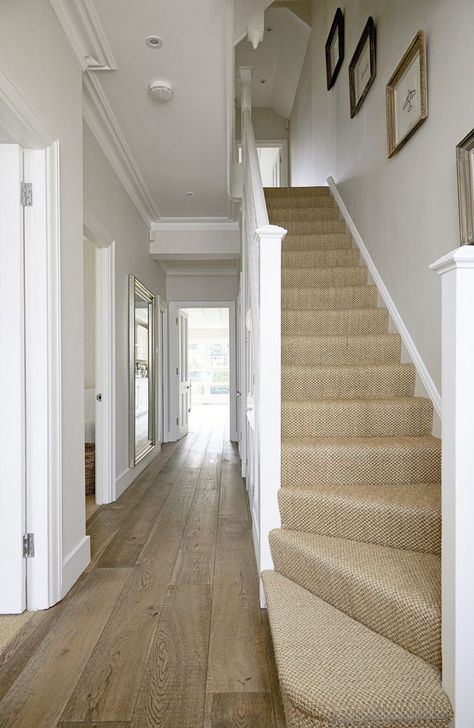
[86,0,230,220]
[235,6,310,119]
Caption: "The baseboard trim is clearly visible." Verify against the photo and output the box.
[327,176,441,418]
[115,443,162,499]
[62,535,91,598]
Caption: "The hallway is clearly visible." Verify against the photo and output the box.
[0,411,284,727]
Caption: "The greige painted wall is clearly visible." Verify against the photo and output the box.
[289,0,474,393]
[236,107,289,140]
[167,274,239,302]
[83,123,166,486]
[83,238,96,391]
[0,0,86,564]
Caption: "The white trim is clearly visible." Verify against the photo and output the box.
[0,66,54,148]
[168,301,238,442]
[83,211,117,505]
[50,0,117,71]
[83,75,159,227]
[165,269,238,277]
[115,444,162,499]
[152,219,239,232]
[328,176,442,418]
[24,145,63,610]
[61,536,91,598]
[158,300,169,444]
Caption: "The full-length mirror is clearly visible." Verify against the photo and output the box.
[129,276,155,466]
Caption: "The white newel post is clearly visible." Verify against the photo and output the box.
[257,224,287,574]
[430,246,474,727]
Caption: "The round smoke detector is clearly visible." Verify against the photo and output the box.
[149,80,173,102]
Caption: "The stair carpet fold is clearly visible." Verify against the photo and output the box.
[261,186,452,728]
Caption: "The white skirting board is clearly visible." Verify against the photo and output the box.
[327,176,441,421]
[61,536,91,599]
[115,442,162,499]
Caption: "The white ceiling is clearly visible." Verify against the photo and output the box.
[185,307,229,330]
[235,6,310,119]
[90,0,230,220]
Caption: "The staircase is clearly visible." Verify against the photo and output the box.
[261,187,453,728]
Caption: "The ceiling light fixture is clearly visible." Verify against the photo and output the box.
[185,192,194,196]
[145,35,163,49]
[149,80,173,101]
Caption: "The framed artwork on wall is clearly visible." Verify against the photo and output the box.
[386,30,428,157]
[349,17,376,118]
[456,129,474,245]
[325,8,344,90]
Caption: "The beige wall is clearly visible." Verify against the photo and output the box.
[0,0,86,564]
[167,274,239,302]
[236,107,289,140]
[83,123,166,486]
[289,0,474,394]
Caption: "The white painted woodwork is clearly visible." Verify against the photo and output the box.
[0,144,26,613]
[239,68,287,590]
[431,246,474,728]
[177,309,190,440]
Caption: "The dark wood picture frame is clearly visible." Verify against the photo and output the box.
[325,8,344,90]
[386,30,428,157]
[456,128,474,245]
[349,17,376,118]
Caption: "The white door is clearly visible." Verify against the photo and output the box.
[177,309,190,439]
[0,144,26,613]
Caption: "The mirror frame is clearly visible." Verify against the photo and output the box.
[129,275,156,467]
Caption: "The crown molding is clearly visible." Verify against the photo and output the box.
[83,74,160,227]
[152,218,239,232]
[50,0,117,71]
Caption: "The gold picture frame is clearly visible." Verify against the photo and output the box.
[386,31,428,158]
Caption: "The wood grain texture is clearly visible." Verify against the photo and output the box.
[204,692,275,728]
[0,569,129,728]
[0,410,285,728]
[130,584,211,728]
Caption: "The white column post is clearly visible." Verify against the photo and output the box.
[431,246,474,727]
[257,224,287,575]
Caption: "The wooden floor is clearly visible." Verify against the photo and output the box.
[0,406,285,728]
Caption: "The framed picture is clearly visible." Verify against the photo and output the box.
[325,8,344,90]
[456,129,474,244]
[349,17,376,118]
[386,30,428,157]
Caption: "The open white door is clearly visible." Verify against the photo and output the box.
[177,309,190,439]
[0,144,26,613]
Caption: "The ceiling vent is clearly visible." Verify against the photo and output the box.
[149,81,173,102]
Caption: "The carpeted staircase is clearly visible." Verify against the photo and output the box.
[261,186,453,728]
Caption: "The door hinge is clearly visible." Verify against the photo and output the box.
[23,533,35,558]
[176,367,179,375]
[176,317,178,325]
[176,417,179,425]
[21,182,33,207]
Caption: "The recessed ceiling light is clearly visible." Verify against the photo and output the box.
[185,191,194,196]
[146,35,163,49]
[260,78,266,84]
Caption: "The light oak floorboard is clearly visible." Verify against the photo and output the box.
[204,692,275,728]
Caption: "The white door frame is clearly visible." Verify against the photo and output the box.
[237,139,289,187]
[168,301,238,442]
[0,67,62,611]
[158,300,169,444]
[83,211,116,505]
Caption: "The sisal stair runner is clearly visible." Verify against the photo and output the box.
[262,186,453,727]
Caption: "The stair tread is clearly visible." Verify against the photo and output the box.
[269,530,441,666]
[282,434,440,446]
[279,484,441,553]
[262,570,452,727]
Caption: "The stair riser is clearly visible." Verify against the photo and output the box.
[282,286,378,311]
[282,440,441,487]
[278,491,441,554]
[270,208,340,222]
[267,196,336,209]
[281,221,347,235]
[282,266,368,288]
[283,235,353,251]
[282,364,416,399]
[282,249,360,268]
[265,187,330,198]
[269,532,441,667]
[282,335,401,366]
[282,399,433,438]
[282,309,389,337]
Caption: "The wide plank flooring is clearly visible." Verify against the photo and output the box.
[0,406,284,727]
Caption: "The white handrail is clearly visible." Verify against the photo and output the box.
[239,67,286,593]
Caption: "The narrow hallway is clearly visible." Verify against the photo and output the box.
[0,410,285,727]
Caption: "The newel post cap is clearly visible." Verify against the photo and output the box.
[256,224,287,241]
[430,246,474,275]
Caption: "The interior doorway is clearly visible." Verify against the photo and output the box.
[168,302,238,443]
[238,139,288,187]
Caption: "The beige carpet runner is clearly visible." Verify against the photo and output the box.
[261,187,453,727]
